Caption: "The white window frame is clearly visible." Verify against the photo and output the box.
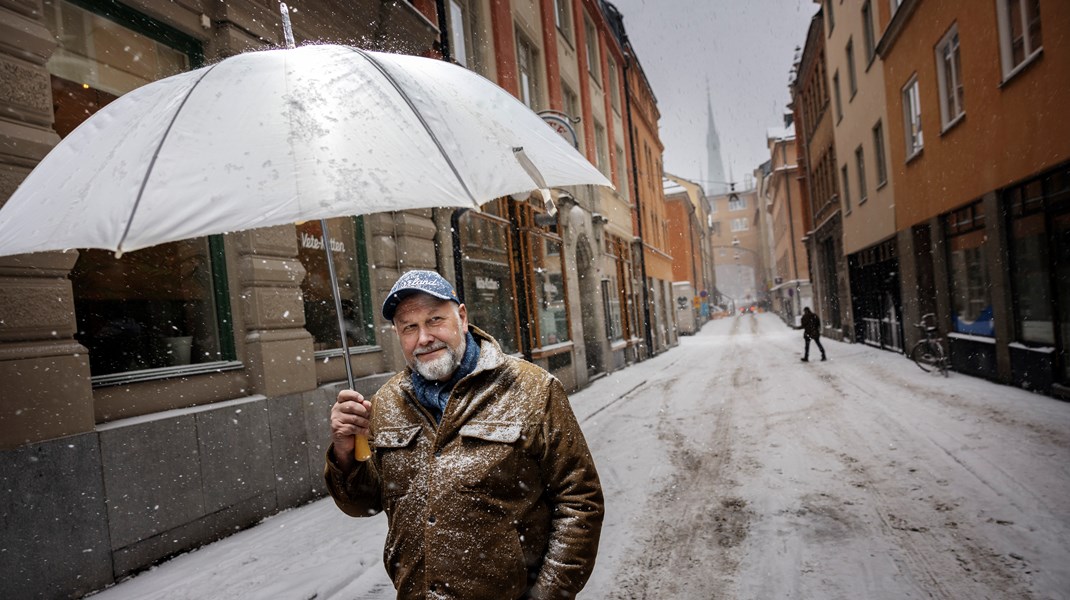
[902,76,923,159]
[996,0,1042,81]
[608,55,620,113]
[935,24,965,131]
[728,195,747,211]
[516,31,540,111]
[731,217,749,232]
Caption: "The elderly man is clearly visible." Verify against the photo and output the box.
[326,270,604,600]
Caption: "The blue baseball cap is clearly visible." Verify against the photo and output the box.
[382,270,461,320]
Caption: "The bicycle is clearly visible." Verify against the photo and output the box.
[909,313,949,376]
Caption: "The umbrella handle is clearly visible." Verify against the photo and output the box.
[354,434,372,462]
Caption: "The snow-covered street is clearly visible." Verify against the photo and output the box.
[89,313,1070,600]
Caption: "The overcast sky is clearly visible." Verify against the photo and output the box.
[609,0,819,192]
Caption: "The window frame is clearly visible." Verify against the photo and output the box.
[833,70,843,123]
[861,0,876,66]
[553,0,573,44]
[902,75,924,160]
[855,145,868,205]
[996,0,1043,81]
[846,38,857,99]
[841,163,852,214]
[584,13,600,81]
[873,119,888,187]
[935,24,965,132]
[516,29,541,111]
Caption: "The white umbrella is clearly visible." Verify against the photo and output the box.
[0,43,609,256]
[0,21,612,460]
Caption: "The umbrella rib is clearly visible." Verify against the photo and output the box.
[116,63,221,254]
[346,47,481,210]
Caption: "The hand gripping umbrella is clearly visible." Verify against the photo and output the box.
[0,4,612,460]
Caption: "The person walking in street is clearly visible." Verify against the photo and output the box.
[800,306,827,362]
[325,270,604,600]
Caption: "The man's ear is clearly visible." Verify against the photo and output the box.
[457,303,468,329]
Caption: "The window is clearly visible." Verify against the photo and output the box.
[825,0,835,33]
[584,14,600,78]
[528,233,569,347]
[855,146,868,204]
[616,144,629,200]
[516,32,540,110]
[862,1,876,62]
[594,121,609,176]
[608,55,621,112]
[728,194,747,211]
[833,71,843,122]
[456,211,520,354]
[731,217,749,232]
[449,0,483,72]
[841,164,851,213]
[936,25,965,129]
[297,218,373,353]
[946,202,992,336]
[554,0,573,42]
[873,120,888,186]
[996,0,1042,78]
[902,76,923,157]
[846,39,857,98]
[47,0,238,381]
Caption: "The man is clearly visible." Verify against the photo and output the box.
[326,270,604,600]
[800,306,827,362]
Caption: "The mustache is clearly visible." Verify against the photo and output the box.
[413,341,448,356]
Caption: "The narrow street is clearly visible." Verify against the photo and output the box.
[91,314,1070,600]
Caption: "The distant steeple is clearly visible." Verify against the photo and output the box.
[706,81,728,195]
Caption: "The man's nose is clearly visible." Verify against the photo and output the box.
[417,327,437,347]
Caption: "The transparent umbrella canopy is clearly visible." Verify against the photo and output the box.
[0,7,611,459]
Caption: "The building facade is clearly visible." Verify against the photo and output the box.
[763,120,813,327]
[792,8,851,340]
[707,188,763,311]
[821,0,901,351]
[877,0,1070,393]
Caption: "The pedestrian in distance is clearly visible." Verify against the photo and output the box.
[800,306,827,362]
[326,270,605,600]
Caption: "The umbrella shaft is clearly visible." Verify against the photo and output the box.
[320,219,355,389]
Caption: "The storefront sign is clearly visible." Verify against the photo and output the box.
[538,110,579,149]
[476,276,501,290]
[300,231,346,253]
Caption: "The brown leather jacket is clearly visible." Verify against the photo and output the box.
[325,326,604,600]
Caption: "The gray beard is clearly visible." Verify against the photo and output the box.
[410,338,466,381]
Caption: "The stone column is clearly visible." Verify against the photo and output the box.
[983,191,1013,383]
[0,0,96,450]
[235,226,317,396]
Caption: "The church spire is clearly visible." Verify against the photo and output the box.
[706,80,728,195]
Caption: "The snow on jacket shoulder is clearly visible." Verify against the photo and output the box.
[324,326,604,600]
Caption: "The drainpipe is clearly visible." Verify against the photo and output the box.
[621,42,654,356]
[434,0,453,62]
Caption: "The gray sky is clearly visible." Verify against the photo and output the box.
[609,0,819,192]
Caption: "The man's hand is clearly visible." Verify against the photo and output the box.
[330,390,371,470]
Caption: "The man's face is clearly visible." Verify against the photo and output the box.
[393,293,469,381]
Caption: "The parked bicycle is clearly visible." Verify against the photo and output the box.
[910,313,949,376]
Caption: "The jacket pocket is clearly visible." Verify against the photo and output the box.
[456,421,524,495]
[374,425,422,499]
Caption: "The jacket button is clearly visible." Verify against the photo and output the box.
[428,515,436,524]
[434,450,442,458]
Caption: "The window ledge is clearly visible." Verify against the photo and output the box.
[314,345,382,359]
[91,360,244,388]
[940,112,965,135]
[876,179,888,191]
[905,146,923,164]
[609,339,628,351]
[531,340,574,359]
[999,48,1043,87]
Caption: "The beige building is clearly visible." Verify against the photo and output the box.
[763,121,813,327]
[821,0,900,350]
[707,188,763,310]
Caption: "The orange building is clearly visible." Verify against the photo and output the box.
[877,0,1070,392]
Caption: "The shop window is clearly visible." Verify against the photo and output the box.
[455,210,520,354]
[527,233,569,347]
[296,218,374,353]
[47,0,234,382]
[946,202,993,336]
